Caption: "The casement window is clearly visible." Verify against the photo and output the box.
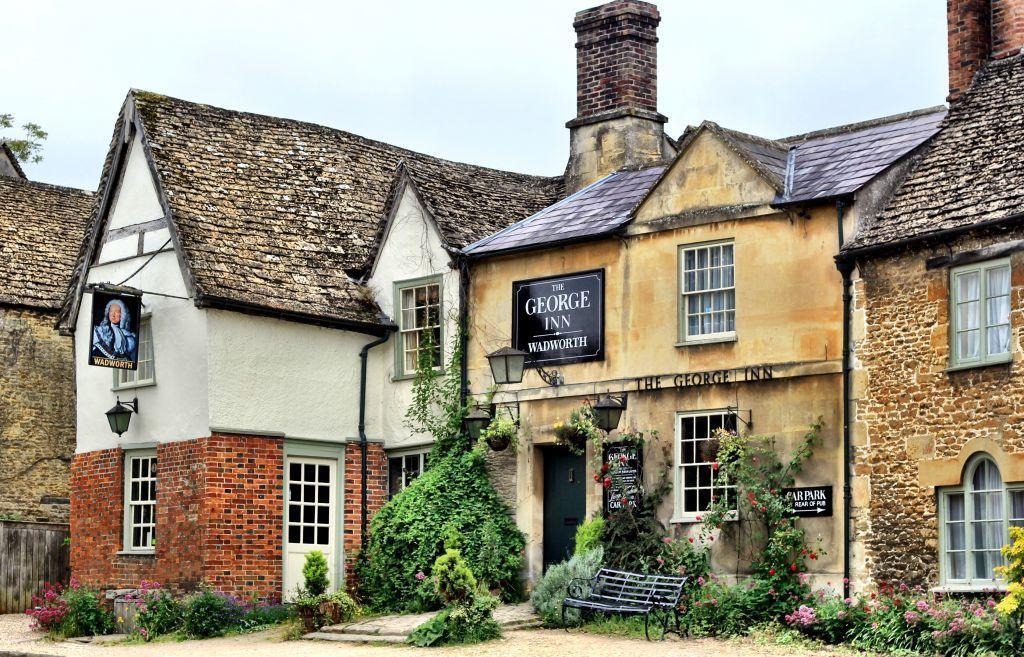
[123,451,157,552]
[396,278,442,376]
[939,455,1024,589]
[114,317,154,389]
[388,450,428,499]
[287,461,332,546]
[674,411,738,521]
[679,242,736,343]
[950,259,1011,368]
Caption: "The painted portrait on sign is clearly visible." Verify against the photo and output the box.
[89,291,142,370]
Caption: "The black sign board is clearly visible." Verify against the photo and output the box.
[89,290,142,370]
[512,269,604,366]
[783,486,833,517]
[603,442,643,511]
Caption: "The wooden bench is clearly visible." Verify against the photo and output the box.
[561,568,688,640]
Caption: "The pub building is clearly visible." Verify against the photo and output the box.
[463,0,945,587]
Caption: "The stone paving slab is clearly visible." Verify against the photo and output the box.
[307,602,539,642]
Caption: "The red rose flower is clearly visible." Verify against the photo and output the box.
[769,569,776,575]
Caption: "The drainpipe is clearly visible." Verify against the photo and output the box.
[458,256,470,410]
[359,332,391,551]
[836,200,854,598]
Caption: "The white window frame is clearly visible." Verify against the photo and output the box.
[672,410,738,523]
[678,241,736,345]
[388,449,428,498]
[949,258,1012,370]
[113,316,155,390]
[394,276,443,378]
[122,450,157,554]
[937,454,1024,590]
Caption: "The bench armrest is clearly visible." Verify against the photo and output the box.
[565,577,594,599]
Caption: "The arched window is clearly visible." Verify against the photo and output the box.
[939,455,1024,588]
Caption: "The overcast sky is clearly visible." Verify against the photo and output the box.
[2,0,947,190]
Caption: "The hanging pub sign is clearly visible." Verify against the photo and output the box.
[603,441,643,511]
[89,289,142,370]
[782,486,833,518]
[512,269,604,366]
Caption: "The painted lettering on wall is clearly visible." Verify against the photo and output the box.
[512,270,604,366]
[634,365,774,391]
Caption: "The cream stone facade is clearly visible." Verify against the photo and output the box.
[467,129,852,585]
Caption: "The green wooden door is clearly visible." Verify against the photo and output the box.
[543,448,586,568]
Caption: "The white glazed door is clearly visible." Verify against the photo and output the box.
[283,457,336,600]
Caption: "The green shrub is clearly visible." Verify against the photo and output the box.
[407,593,501,647]
[530,547,603,627]
[302,550,330,597]
[61,582,114,637]
[574,517,605,555]
[238,604,294,632]
[358,341,526,613]
[682,576,777,637]
[433,549,476,604]
[181,590,243,638]
[127,582,182,639]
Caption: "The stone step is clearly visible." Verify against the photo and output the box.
[303,631,407,644]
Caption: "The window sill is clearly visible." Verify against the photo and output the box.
[116,550,155,557]
[112,380,156,392]
[675,334,737,348]
[931,583,1007,594]
[671,511,737,524]
[944,356,1012,373]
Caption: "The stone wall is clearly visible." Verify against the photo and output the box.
[850,225,1024,588]
[0,306,74,523]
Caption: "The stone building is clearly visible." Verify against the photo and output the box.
[462,0,944,586]
[0,144,92,522]
[840,0,1024,591]
[59,91,560,599]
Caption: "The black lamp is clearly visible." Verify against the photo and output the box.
[105,397,139,436]
[593,394,626,432]
[464,405,492,441]
[486,346,527,385]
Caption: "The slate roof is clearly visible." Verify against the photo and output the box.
[779,107,946,205]
[64,91,562,331]
[464,166,664,255]
[845,55,1024,251]
[465,108,944,258]
[0,176,92,310]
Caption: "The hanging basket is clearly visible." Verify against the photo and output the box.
[486,433,512,452]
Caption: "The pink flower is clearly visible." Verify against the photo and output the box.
[662,537,673,544]
[415,571,426,581]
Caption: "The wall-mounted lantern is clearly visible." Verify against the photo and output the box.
[463,405,493,441]
[485,346,563,387]
[105,397,139,436]
[593,394,627,433]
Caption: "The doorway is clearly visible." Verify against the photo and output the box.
[283,457,337,600]
[542,447,586,569]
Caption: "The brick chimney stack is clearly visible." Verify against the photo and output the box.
[948,0,1024,102]
[565,1,671,193]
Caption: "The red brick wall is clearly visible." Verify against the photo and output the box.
[342,442,387,583]
[573,0,660,120]
[948,0,1024,101]
[202,434,283,597]
[71,433,283,599]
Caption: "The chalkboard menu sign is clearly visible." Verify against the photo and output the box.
[603,441,643,511]
[512,270,604,367]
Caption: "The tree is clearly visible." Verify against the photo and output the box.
[1,114,47,164]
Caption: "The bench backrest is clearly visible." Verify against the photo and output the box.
[590,568,687,608]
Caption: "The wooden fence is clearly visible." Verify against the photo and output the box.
[0,520,70,613]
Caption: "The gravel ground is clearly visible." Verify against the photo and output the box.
[0,614,841,657]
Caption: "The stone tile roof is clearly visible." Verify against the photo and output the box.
[779,107,946,205]
[64,91,561,331]
[463,166,665,256]
[465,108,943,258]
[0,176,92,310]
[845,55,1024,251]
[1,142,27,179]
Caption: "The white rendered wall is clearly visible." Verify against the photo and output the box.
[366,185,460,450]
[76,251,210,453]
[206,310,371,442]
[106,133,164,231]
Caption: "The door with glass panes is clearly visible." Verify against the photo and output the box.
[284,457,337,599]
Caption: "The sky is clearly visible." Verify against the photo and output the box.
[2,0,947,190]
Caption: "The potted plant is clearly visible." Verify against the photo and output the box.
[479,415,518,452]
[553,404,601,454]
